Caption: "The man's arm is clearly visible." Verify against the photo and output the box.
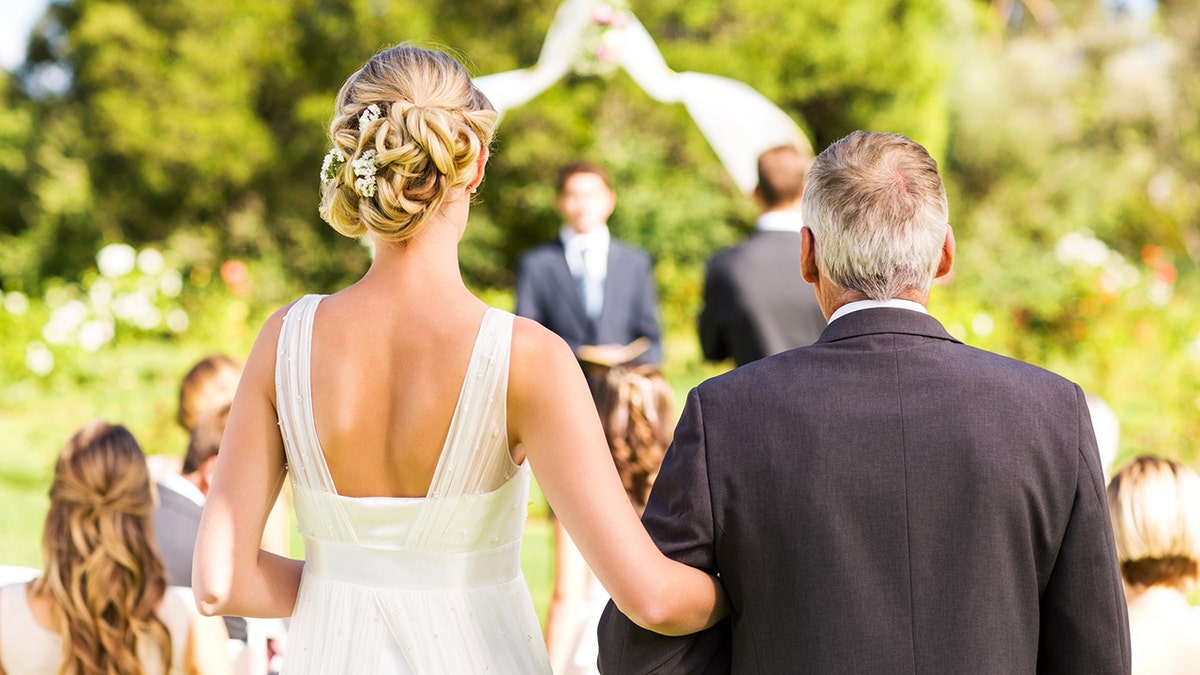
[630,251,663,365]
[1036,385,1131,674]
[597,387,731,674]
[697,258,731,363]
[513,252,542,324]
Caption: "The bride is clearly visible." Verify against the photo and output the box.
[192,44,727,672]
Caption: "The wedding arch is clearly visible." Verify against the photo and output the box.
[473,0,811,194]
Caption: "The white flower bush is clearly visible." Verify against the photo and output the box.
[10,242,193,375]
[96,243,137,278]
[24,342,54,376]
[3,291,29,315]
[1055,230,1140,296]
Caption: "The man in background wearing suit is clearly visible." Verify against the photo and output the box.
[598,131,1130,674]
[699,145,826,366]
[515,161,662,371]
[154,404,248,644]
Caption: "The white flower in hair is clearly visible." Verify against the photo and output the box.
[353,149,379,198]
[320,148,345,183]
[359,104,383,128]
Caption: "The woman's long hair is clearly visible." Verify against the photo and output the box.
[595,365,675,514]
[32,420,172,675]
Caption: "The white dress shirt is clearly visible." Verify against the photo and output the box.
[827,298,929,325]
[560,224,610,322]
[755,210,804,233]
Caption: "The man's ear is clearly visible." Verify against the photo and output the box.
[801,226,820,285]
[935,224,955,280]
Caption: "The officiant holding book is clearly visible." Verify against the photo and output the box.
[515,161,663,378]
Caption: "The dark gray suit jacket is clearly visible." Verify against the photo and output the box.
[598,308,1130,674]
[699,230,826,366]
[515,239,662,364]
[154,480,247,641]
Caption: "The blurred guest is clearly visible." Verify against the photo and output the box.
[155,404,248,646]
[699,145,826,367]
[178,355,242,433]
[156,355,289,558]
[1107,455,1200,675]
[158,355,291,673]
[545,365,674,674]
[0,420,230,675]
[147,354,243,482]
[515,161,663,375]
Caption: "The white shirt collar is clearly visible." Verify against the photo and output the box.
[828,298,928,325]
[158,471,206,508]
[755,210,804,233]
[560,224,610,278]
[559,223,610,249]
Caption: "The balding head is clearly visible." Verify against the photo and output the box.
[802,131,949,301]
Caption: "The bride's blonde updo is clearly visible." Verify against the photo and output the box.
[319,45,498,244]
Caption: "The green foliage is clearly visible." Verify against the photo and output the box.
[3,0,1198,515]
[941,10,1200,467]
[2,0,957,298]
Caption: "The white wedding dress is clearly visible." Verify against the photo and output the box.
[276,295,551,673]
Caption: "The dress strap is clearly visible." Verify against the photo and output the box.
[407,308,517,548]
[275,294,357,542]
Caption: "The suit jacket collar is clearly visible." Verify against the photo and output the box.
[816,307,961,346]
[546,239,589,325]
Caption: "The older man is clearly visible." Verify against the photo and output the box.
[598,131,1130,674]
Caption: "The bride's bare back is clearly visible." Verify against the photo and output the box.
[306,287,493,498]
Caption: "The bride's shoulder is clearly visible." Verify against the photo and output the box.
[510,317,577,379]
[511,316,571,357]
[256,294,327,337]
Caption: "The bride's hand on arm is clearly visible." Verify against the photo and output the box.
[193,307,304,618]
[509,319,728,636]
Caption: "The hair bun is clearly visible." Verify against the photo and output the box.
[320,46,498,245]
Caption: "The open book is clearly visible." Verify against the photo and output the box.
[576,337,651,367]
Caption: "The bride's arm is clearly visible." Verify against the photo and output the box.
[509,319,728,636]
[193,308,304,618]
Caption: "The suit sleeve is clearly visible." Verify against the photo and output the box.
[633,252,663,365]
[697,258,730,362]
[513,253,541,324]
[1036,385,1131,674]
[597,387,731,674]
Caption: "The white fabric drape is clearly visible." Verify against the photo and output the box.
[473,0,810,194]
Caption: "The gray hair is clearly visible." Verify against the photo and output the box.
[802,131,949,300]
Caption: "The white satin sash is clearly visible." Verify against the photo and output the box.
[304,538,522,591]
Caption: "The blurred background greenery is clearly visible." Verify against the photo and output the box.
[3,0,1200,617]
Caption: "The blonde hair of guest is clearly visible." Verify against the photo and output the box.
[1107,455,1200,590]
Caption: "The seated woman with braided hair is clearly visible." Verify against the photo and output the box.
[0,420,230,675]
[546,364,676,675]
[192,44,726,673]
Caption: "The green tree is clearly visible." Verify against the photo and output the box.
[3,0,957,302]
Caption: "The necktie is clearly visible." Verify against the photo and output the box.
[574,241,602,323]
